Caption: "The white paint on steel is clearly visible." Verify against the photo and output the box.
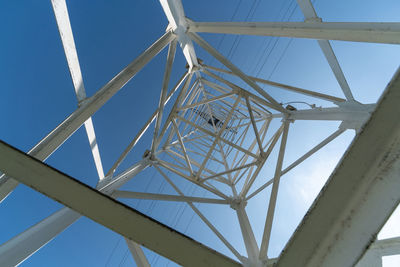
[0,160,149,266]
[0,31,174,202]
[189,21,400,45]
[160,0,199,69]
[0,141,241,267]
[276,67,400,267]
[51,0,105,179]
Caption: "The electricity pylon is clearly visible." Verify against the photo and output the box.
[0,0,399,266]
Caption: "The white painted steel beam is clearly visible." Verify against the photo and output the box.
[113,190,228,204]
[0,31,175,202]
[125,238,151,267]
[106,72,188,176]
[0,160,149,266]
[296,0,354,101]
[271,103,375,130]
[356,237,400,267]
[259,120,290,259]
[188,21,400,45]
[0,207,80,267]
[200,70,277,112]
[189,32,286,113]
[235,205,260,264]
[0,141,241,267]
[247,128,346,200]
[160,0,199,69]
[276,67,400,267]
[155,166,244,262]
[51,0,105,180]
[176,115,258,159]
[370,237,400,257]
[203,64,346,103]
[151,40,177,155]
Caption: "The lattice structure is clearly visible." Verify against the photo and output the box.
[1,0,400,266]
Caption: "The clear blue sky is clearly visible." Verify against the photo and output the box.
[1,0,400,266]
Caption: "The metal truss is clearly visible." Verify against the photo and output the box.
[1,0,399,266]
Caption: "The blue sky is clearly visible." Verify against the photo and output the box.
[1,0,400,266]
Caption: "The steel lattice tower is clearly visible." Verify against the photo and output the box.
[1,0,400,266]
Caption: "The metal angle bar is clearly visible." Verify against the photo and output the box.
[171,119,194,175]
[188,32,286,113]
[317,40,354,101]
[183,133,213,143]
[203,64,345,103]
[157,161,229,200]
[178,92,235,111]
[188,21,400,45]
[180,79,201,109]
[177,85,206,136]
[184,146,225,166]
[230,123,250,169]
[233,166,251,186]
[189,142,224,165]
[356,237,400,266]
[197,97,241,177]
[245,97,264,154]
[238,165,256,188]
[231,119,268,176]
[235,205,260,263]
[282,128,345,175]
[168,129,198,149]
[0,141,240,267]
[364,237,400,257]
[296,0,354,101]
[198,89,234,181]
[176,115,258,159]
[200,79,241,110]
[201,87,219,132]
[154,165,244,262]
[158,157,191,173]
[231,119,269,173]
[216,140,234,181]
[276,67,400,267]
[125,238,151,267]
[152,40,178,154]
[106,72,188,176]
[240,124,284,198]
[0,31,175,202]
[246,128,345,200]
[184,140,211,157]
[163,86,200,148]
[0,207,80,267]
[202,162,256,182]
[259,120,290,260]
[113,190,228,204]
[51,0,105,180]
[0,158,149,267]
[201,71,276,114]
[164,149,188,168]
[164,148,219,178]
[159,0,199,69]
[270,105,375,125]
[157,73,194,150]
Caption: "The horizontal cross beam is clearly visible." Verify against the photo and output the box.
[276,67,400,266]
[0,141,240,267]
[189,21,400,44]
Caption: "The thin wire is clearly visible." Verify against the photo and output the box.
[250,0,292,76]
[104,236,122,267]
[254,0,297,78]
[118,248,130,267]
[266,0,319,80]
[208,0,243,67]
